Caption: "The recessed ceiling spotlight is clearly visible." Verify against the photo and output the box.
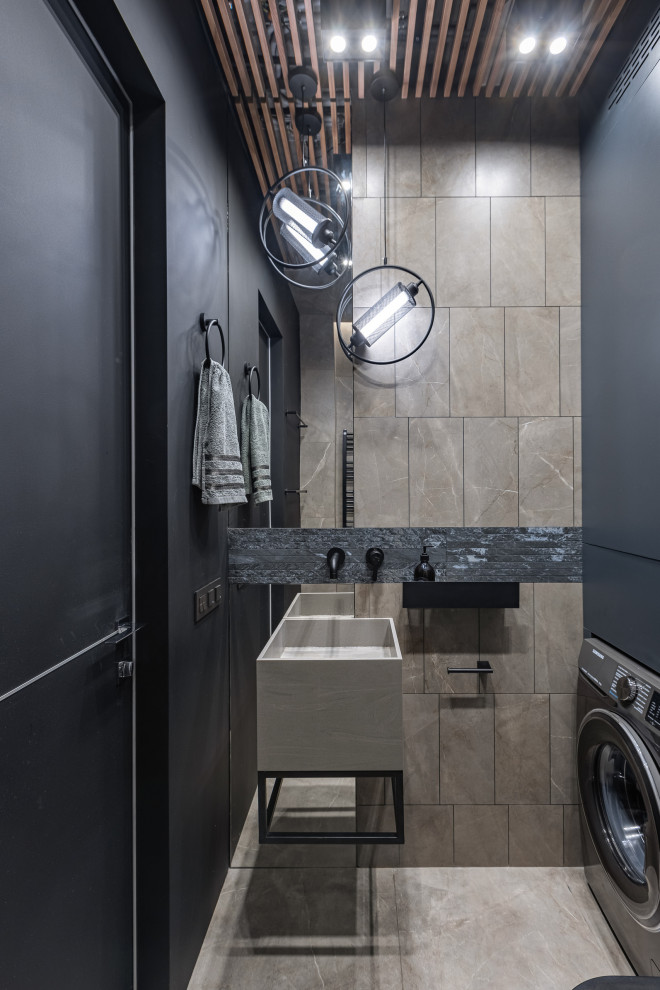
[361,34,378,53]
[519,35,536,54]
[549,35,567,54]
[330,34,347,53]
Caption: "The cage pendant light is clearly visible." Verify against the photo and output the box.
[336,70,435,366]
[259,66,351,291]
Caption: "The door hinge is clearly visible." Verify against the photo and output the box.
[117,660,134,680]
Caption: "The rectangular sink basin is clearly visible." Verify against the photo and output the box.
[284,591,354,618]
[257,617,402,774]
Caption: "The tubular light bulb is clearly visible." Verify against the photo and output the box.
[519,36,536,54]
[273,188,331,246]
[330,34,347,53]
[361,34,378,53]
[351,282,418,348]
[280,221,330,272]
[549,36,567,54]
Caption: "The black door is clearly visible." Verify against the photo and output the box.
[0,0,134,986]
[578,709,660,930]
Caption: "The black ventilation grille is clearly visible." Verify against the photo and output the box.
[608,4,660,109]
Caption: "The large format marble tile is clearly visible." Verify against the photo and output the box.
[356,805,400,867]
[301,368,336,442]
[300,440,336,525]
[495,693,550,804]
[563,804,583,866]
[464,418,518,526]
[476,97,530,197]
[351,99,367,198]
[354,418,409,526]
[546,196,581,306]
[409,418,463,526]
[480,582,534,693]
[505,307,560,416]
[509,804,563,866]
[453,805,509,866]
[534,583,583,694]
[518,417,574,525]
[188,867,403,990]
[560,307,581,416]
[387,199,436,299]
[574,417,582,526]
[550,693,578,805]
[386,98,422,197]
[402,694,440,804]
[531,98,580,196]
[491,197,545,307]
[440,694,495,805]
[450,307,505,417]
[352,198,383,308]
[368,583,425,694]
[398,805,453,867]
[395,308,449,419]
[394,867,633,989]
[436,198,490,307]
[300,313,336,372]
[424,608,480,694]
[421,97,475,196]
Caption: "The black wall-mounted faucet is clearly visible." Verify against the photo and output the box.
[326,547,345,580]
[366,547,384,582]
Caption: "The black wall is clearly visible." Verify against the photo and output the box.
[580,0,660,672]
[63,0,300,987]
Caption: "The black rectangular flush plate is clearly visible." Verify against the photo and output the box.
[403,582,519,609]
[194,579,223,622]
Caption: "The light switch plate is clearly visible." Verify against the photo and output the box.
[194,579,223,622]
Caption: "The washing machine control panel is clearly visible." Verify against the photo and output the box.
[579,639,653,718]
[646,692,660,729]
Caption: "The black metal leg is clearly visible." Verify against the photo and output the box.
[257,770,405,845]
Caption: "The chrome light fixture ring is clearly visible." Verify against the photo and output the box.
[335,264,436,366]
[259,165,351,273]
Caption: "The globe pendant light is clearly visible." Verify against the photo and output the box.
[336,70,435,365]
[259,66,351,291]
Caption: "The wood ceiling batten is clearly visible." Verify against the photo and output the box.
[302,0,322,99]
[472,0,506,96]
[429,0,454,98]
[458,0,490,97]
[327,62,339,155]
[236,99,268,193]
[268,0,290,93]
[498,60,516,97]
[485,29,507,96]
[285,0,303,67]
[401,0,419,99]
[217,0,253,96]
[344,98,352,153]
[249,0,279,98]
[247,98,277,186]
[555,0,611,98]
[568,0,628,97]
[389,0,401,71]
[200,0,238,98]
[542,62,560,98]
[233,0,266,99]
[358,61,365,99]
[526,58,544,97]
[414,0,436,98]
[444,0,471,96]
[512,60,531,98]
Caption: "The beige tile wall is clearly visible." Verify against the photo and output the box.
[300,96,583,866]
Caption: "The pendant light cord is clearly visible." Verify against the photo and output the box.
[382,95,388,265]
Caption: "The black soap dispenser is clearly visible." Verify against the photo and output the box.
[414,546,435,582]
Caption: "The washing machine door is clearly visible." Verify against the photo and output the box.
[578,708,660,930]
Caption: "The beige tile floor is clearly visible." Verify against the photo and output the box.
[187,866,634,990]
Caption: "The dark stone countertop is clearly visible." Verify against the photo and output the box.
[228,527,582,585]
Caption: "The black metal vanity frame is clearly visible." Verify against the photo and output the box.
[257,770,405,844]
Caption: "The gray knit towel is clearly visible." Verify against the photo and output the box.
[192,360,247,506]
[240,395,273,504]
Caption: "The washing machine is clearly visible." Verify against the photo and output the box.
[577,637,660,976]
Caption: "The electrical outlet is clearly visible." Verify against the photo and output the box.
[194,579,223,622]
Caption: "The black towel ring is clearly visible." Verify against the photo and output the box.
[244,362,261,400]
[200,312,225,367]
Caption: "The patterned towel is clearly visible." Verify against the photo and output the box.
[192,360,247,505]
[240,395,273,504]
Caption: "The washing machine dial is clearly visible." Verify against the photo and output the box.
[616,675,638,704]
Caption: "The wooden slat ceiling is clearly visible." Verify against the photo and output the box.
[199,0,628,194]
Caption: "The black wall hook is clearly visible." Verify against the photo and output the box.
[200,312,225,367]
[244,362,261,400]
